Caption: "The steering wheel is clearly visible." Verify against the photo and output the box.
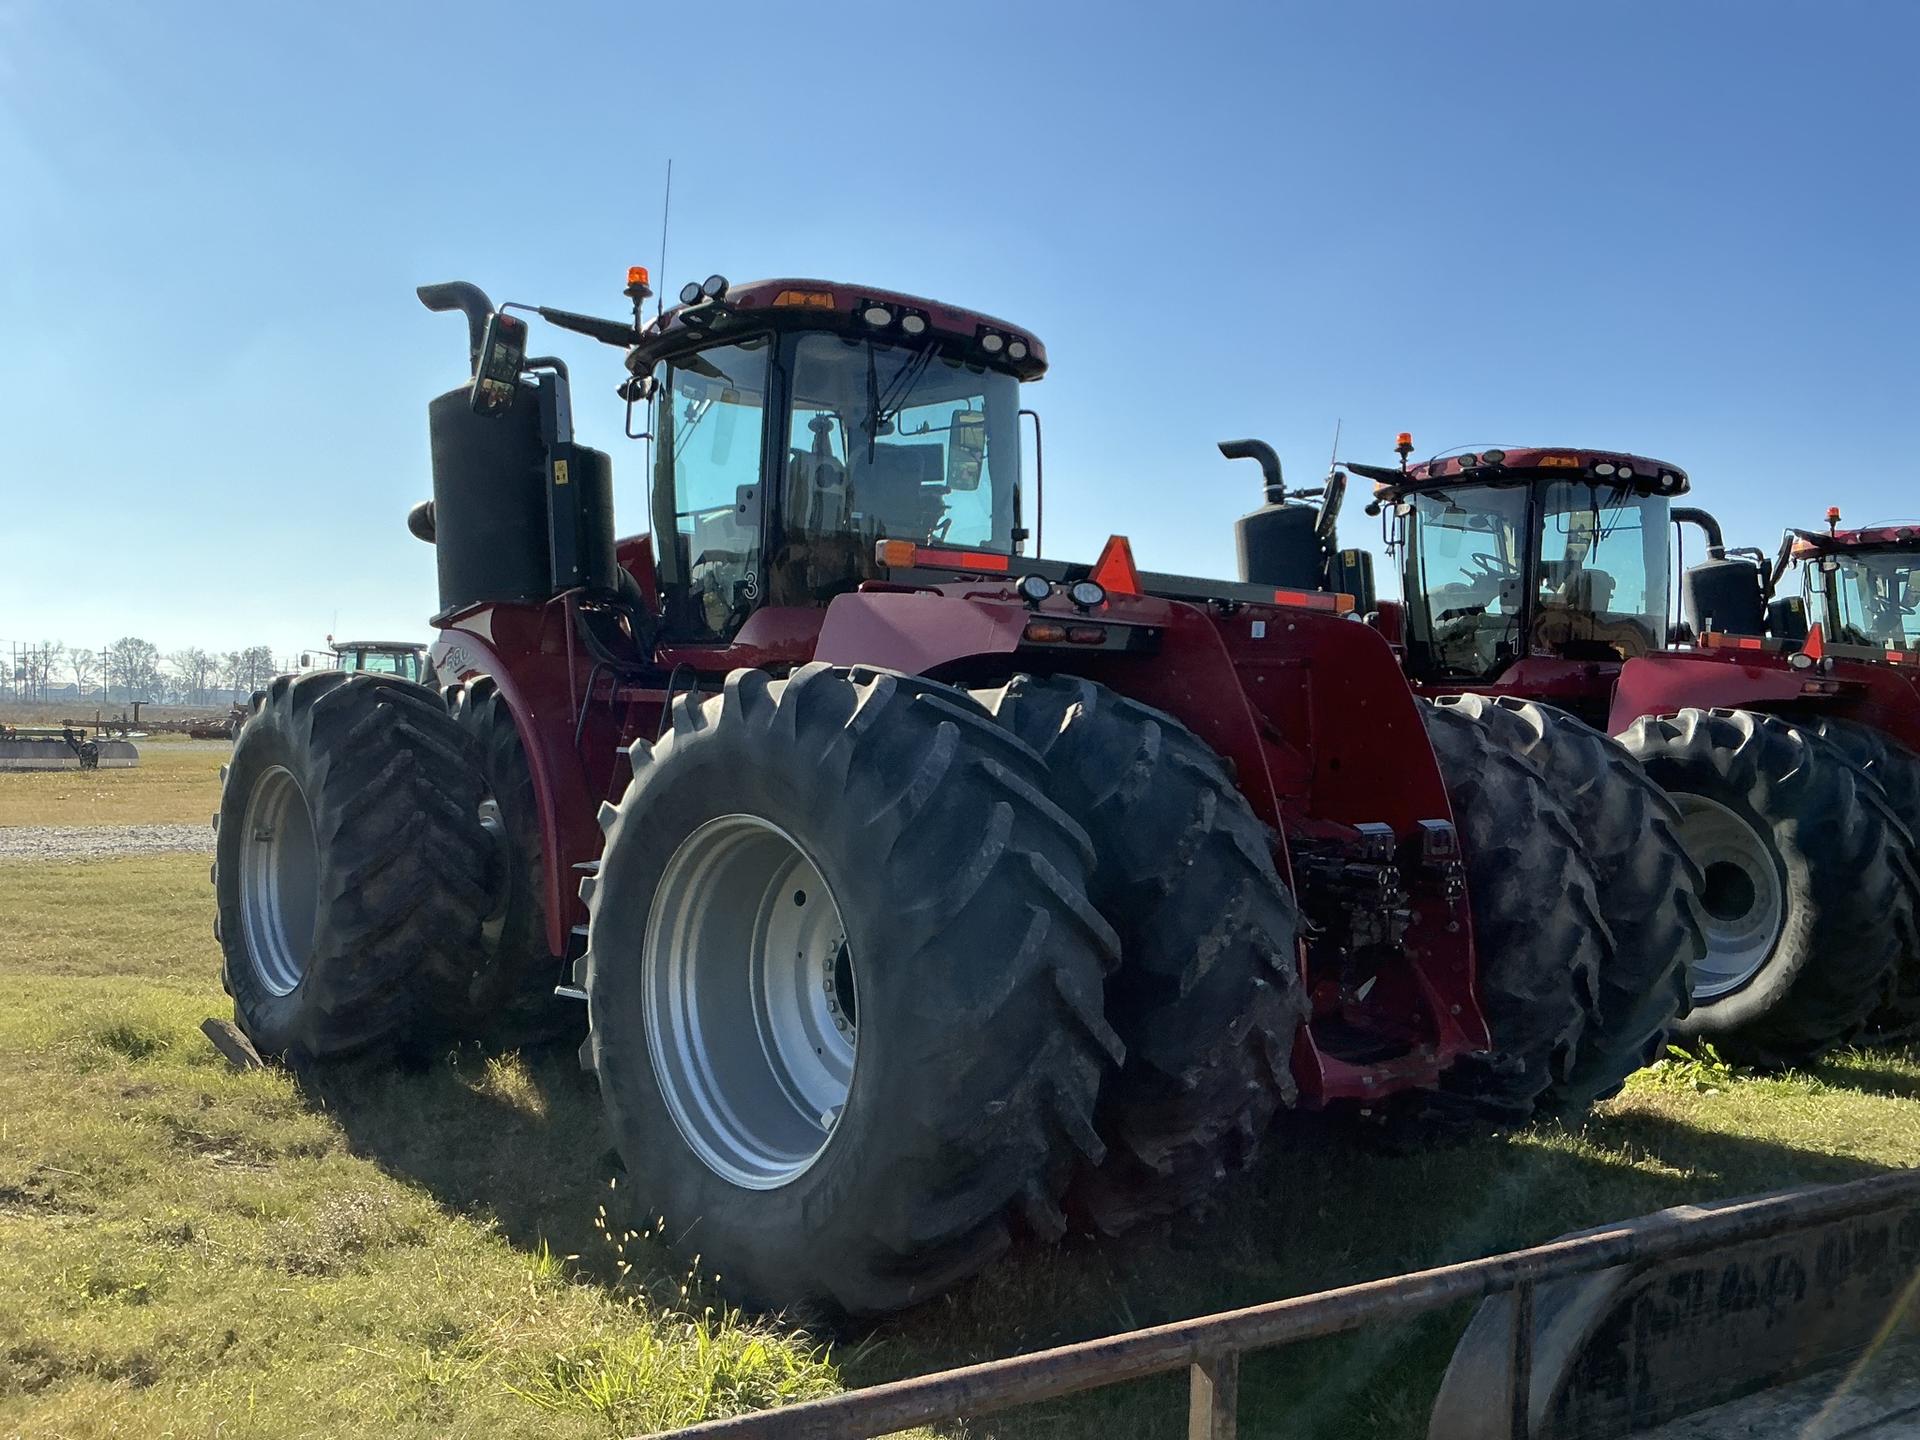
[1465,552,1518,582]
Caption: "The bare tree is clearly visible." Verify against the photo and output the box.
[106,636,162,703]
[235,644,277,695]
[167,647,217,706]
[69,647,98,698]
[22,641,64,702]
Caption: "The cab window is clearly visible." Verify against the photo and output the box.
[1402,486,1530,678]
[651,337,771,641]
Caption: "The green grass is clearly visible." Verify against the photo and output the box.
[0,742,227,827]
[5,855,1920,1438]
[0,858,839,1439]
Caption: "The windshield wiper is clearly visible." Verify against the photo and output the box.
[860,342,939,459]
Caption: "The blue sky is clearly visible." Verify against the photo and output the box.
[3,1,1915,661]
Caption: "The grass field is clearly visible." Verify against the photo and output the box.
[6,788,1920,1437]
[0,741,226,827]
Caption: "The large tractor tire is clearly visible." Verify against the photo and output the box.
[213,672,495,1059]
[1618,708,1912,1066]
[1432,695,1702,1105]
[972,675,1307,1235]
[443,675,572,1043]
[1419,700,1614,1122]
[578,664,1122,1318]
[1806,717,1920,1035]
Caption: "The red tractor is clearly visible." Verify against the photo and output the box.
[1233,436,1913,1068]
[1609,511,1920,1062]
[211,275,1691,1317]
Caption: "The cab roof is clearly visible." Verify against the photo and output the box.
[631,278,1047,381]
[1370,446,1689,501]
[1792,524,1920,557]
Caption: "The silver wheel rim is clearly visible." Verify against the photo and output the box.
[1673,792,1785,1001]
[238,765,320,997]
[643,815,857,1190]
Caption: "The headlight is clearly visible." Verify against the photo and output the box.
[1017,573,1053,604]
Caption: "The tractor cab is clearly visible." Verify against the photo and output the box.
[411,272,1044,664]
[1356,442,1689,695]
[1789,519,1920,652]
[631,279,1040,643]
[299,639,432,684]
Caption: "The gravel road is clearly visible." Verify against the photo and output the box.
[0,824,215,862]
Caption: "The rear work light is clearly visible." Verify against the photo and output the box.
[873,540,1012,574]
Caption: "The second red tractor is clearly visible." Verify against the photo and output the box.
[1226,435,1918,1068]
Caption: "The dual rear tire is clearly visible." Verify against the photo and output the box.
[214,672,496,1059]
[1420,698,1698,1122]
[1619,708,1916,1066]
[579,665,1125,1316]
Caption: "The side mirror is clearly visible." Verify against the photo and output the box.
[948,411,987,492]
[1315,469,1347,543]
[471,311,528,416]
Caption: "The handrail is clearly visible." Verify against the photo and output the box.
[641,1167,1920,1440]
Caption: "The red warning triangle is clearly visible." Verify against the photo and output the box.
[1801,622,1826,663]
[1089,535,1141,596]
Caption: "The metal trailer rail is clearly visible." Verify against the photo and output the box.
[642,1167,1920,1440]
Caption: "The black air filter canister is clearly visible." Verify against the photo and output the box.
[427,386,552,614]
[1681,557,1767,638]
[1236,501,1325,589]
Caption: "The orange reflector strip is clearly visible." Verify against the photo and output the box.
[1702,632,1769,650]
[872,540,1010,573]
[1090,535,1142,596]
[1272,588,1356,615]
[773,289,835,308]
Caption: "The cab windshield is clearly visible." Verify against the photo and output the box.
[650,332,1023,640]
[1822,551,1920,648]
[1534,482,1668,662]
[1403,482,1669,678]
[343,649,420,681]
[769,333,1021,607]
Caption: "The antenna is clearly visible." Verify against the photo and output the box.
[1327,417,1342,471]
[656,159,673,324]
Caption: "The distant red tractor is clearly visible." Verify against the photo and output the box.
[211,275,1694,1317]
[1224,436,1915,1068]
[1609,513,1920,1061]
